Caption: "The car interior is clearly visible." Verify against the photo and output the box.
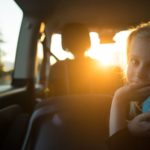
[1,0,150,150]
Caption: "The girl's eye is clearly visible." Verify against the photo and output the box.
[130,58,139,65]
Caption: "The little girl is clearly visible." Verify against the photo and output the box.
[109,22,150,150]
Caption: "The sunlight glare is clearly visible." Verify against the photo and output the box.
[97,44,117,67]
[50,31,130,69]
[113,30,130,69]
[87,32,119,67]
[37,42,44,60]
[51,34,74,60]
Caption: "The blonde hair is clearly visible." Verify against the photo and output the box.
[127,21,150,56]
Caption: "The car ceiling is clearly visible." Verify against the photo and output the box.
[15,0,150,42]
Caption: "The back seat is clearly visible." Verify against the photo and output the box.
[0,105,29,150]
[21,94,112,150]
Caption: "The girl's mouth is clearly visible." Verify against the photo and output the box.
[131,80,150,85]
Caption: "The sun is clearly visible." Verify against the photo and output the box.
[87,32,118,67]
[86,31,130,69]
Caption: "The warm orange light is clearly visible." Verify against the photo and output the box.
[86,32,117,67]
[39,22,45,33]
[50,34,74,60]
[50,31,130,69]
[37,42,44,60]
[113,30,130,69]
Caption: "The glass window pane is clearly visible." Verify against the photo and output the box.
[0,0,23,91]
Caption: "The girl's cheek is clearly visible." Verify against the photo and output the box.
[127,66,133,83]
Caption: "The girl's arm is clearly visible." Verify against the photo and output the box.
[109,92,129,136]
[109,83,150,136]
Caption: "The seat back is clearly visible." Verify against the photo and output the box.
[22,94,112,150]
[0,105,29,150]
[49,59,99,95]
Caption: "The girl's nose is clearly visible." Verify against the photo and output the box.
[136,65,147,80]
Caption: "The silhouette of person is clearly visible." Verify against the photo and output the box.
[48,23,97,96]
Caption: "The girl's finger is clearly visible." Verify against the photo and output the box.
[128,82,150,90]
[139,112,150,121]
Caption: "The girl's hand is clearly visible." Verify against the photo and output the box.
[114,82,150,104]
[109,83,150,136]
[128,112,150,137]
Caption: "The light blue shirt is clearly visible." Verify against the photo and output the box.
[142,97,150,112]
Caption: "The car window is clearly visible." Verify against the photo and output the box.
[35,41,44,85]
[50,33,74,65]
[0,0,23,92]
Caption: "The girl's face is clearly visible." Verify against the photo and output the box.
[127,36,150,84]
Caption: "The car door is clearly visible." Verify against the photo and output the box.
[0,1,44,149]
